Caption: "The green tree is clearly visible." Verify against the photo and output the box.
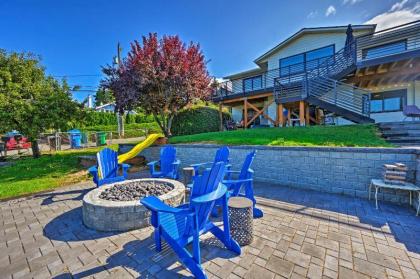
[94,87,114,106]
[0,50,82,158]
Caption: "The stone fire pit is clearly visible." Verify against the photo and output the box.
[82,178,185,232]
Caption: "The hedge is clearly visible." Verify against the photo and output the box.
[78,110,155,127]
[81,122,162,138]
[171,106,230,136]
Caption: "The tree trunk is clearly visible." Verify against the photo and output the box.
[153,113,170,137]
[31,140,41,158]
[166,114,174,137]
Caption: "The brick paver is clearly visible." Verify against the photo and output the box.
[1,177,420,278]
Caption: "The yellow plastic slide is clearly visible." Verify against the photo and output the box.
[118,133,162,164]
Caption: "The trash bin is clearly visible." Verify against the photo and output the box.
[96,132,107,146]
[68,129,82,149]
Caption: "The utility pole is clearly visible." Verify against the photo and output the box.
[116,42,125,138]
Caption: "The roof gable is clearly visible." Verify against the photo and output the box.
[254,24,376,65]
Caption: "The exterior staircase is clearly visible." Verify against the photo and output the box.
[274,42,374,124]
[379,122,420,146]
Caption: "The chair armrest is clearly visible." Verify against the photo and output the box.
[191,184,227,204]
[190,162,212,168]
[226,170,240,173]
[121,163,131,169]
[141,196,193,215]
[222,178,253,185]
[88,166,98,176]
[172,160,180,166]
[147,161,159,167]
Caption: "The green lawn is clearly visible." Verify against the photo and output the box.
[170,124,392,147]
[0,145,117,200]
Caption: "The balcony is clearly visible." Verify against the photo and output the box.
[212,20,420,102]
[356,20,420,67]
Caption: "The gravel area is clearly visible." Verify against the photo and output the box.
[99,180,173,201]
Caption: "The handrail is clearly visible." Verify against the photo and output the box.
[307,76,371,116]
[213,20,420,102]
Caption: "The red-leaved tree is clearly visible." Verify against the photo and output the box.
[102,33,211,137]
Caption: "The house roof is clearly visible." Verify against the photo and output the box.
[253,24,376,65]
[223,67,266,80]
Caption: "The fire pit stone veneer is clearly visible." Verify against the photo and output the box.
[82,178,185,231]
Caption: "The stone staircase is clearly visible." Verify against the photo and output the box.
[378,121,420,146]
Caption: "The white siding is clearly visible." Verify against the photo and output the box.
[231,106,243,122]
[262,30,369,71]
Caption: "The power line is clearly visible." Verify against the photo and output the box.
[52,74,102,78]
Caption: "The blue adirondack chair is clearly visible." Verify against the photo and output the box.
[187,146,230,188]
[147,145,180,179]
[88,148,130,187]
[141,162,241,279]
[222,150,263,218]
[190,146,230,174]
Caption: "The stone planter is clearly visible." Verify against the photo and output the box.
[82,178,185,231]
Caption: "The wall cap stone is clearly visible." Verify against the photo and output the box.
[119,143,420,154]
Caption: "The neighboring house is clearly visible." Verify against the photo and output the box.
[213,20,420,127]
[95,103,116,113]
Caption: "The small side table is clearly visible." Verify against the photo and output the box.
[182,167,195,188]
[228,197,253,246]
[369,179,420,216]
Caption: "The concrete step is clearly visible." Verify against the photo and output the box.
[387,137,420,143]
[382,130,420,137]
[379,122,420,130]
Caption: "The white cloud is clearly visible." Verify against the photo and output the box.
[342,0,362,5]
[365,2,420,30]
[325,5,337,16]
[307,10,318,19]
[390,0,409,12]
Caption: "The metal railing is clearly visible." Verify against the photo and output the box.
[307,76,370,117]
[213,20,420,102]
[355,20,420,62]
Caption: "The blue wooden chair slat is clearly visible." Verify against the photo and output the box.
[88,148,130,187]
[222,150,263,218]
[147,145,180,179]
[141,162,241,279]
[190,146,230,174]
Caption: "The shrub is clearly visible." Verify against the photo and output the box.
[81,122,162,138]
[171,106,230,136]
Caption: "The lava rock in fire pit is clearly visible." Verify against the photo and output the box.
[99,180,173,201]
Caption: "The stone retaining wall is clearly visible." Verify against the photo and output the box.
[119,144,420,208]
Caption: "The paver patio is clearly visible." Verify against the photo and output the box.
[1,175,420,279]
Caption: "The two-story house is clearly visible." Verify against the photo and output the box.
[213,20,420,127]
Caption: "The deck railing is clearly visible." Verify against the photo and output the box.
[307,76,370,117]
[213,20,420,101]
[355,20,420,62]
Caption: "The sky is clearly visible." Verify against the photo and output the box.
[1,0,419,101]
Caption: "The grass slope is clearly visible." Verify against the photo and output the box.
[170,124,392,147]
[0,145,117,200]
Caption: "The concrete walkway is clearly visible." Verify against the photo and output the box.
[1,179,420,278]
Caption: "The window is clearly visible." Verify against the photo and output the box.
[243,75,262,92]
[306,45,334,70]
[280,54,304,76]
[370,89,407,113]
[279,45,335,76]
[362,40,407,60]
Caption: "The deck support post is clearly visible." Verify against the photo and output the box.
[299,101,305,126]
[219,103,223,131]
[287,108,291,126]
[305,104,310,126]
[244,99,248,129]
[277,104,284,127]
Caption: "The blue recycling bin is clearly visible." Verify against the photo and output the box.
[68,129,82,149]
